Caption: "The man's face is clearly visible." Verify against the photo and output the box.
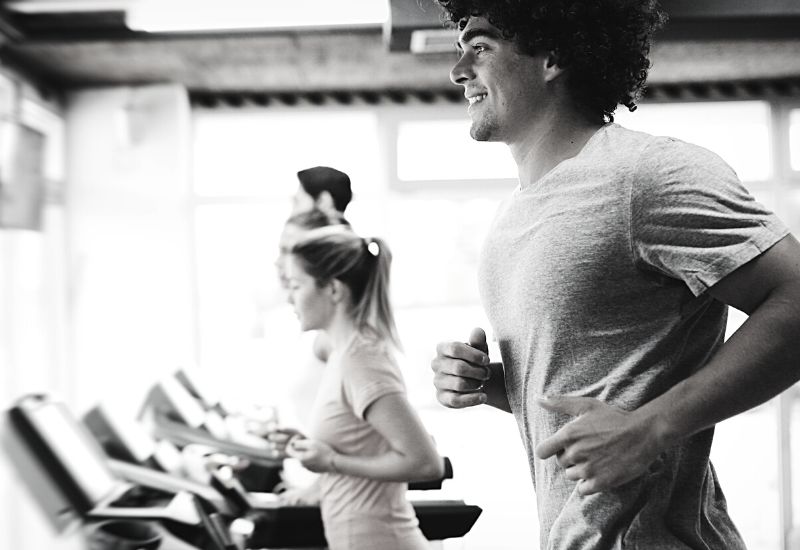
[275,222,301,289]
[451,16,547,143]
[291,185,316,215]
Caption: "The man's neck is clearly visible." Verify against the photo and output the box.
[509,109,604,189]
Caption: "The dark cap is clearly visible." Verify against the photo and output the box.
[297,166,352,213]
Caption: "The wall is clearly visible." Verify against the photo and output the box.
[0,65,74,550]
[64,84,196,415]
[0,82,196,550]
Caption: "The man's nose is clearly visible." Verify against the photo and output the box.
[450,52,474,86]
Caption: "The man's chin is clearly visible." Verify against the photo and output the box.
[470,126,495,142]
[469,116,498,141]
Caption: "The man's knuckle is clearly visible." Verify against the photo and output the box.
[562,424,578,440]
[436,341,456,356]
[437,392,454,407]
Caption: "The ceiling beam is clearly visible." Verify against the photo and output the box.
[5,29,800,93]
[386,0,800,51]
[3,1,132,13]
[4,0,800,93]
[663,0,800,18]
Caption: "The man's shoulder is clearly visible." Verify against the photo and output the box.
[571,123,656,172]
[558,124,656,183]
[609,124,728,170]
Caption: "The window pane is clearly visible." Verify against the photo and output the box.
[791,108,800,172]
[614,101,771,182]
[397,120,516,181]
[387,196,503,307]
[712,402,780,550]
[193,110,381,197]
[193,203,290,407]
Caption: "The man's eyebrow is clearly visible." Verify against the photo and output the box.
[458,27,504,47]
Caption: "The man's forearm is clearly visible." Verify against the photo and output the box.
[640,282,800,448]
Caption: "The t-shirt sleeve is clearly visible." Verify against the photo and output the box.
[630,138,788,296]
[341,347,406,420]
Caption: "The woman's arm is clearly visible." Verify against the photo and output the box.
[287,393,445,482]
[277,476,322,506]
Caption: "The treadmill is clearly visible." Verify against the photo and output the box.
[2,394,242,550]
[83,394,483,547]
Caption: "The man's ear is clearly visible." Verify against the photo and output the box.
[315,190,336,212]
[543,52,565,83]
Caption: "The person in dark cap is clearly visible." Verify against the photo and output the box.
[292,166,353,215]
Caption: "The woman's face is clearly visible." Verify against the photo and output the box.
[285,255,335,332]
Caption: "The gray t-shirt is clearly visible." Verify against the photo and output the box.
[478,123,788,549]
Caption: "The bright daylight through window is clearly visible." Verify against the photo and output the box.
[191,98,793,550]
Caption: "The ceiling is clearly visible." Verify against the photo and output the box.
[1,0,800,96]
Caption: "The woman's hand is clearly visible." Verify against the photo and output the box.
[285,437,337,474]
[265,427,305,459]
[277,482,321,506]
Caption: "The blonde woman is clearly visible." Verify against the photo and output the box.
[281,227,443,550]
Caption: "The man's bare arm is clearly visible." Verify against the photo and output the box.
[644,233,800,445]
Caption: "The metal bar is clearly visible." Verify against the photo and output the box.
[778,391,794,550]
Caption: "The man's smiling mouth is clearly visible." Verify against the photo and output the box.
[467,94,487,105]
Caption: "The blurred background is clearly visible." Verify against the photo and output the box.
[1,0,800,548]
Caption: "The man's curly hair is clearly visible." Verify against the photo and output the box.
[437,0,667,121]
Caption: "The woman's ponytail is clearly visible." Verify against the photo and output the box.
[352,237,400,350]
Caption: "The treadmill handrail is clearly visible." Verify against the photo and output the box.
[152,415,281,466]
[107,458,234,516]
